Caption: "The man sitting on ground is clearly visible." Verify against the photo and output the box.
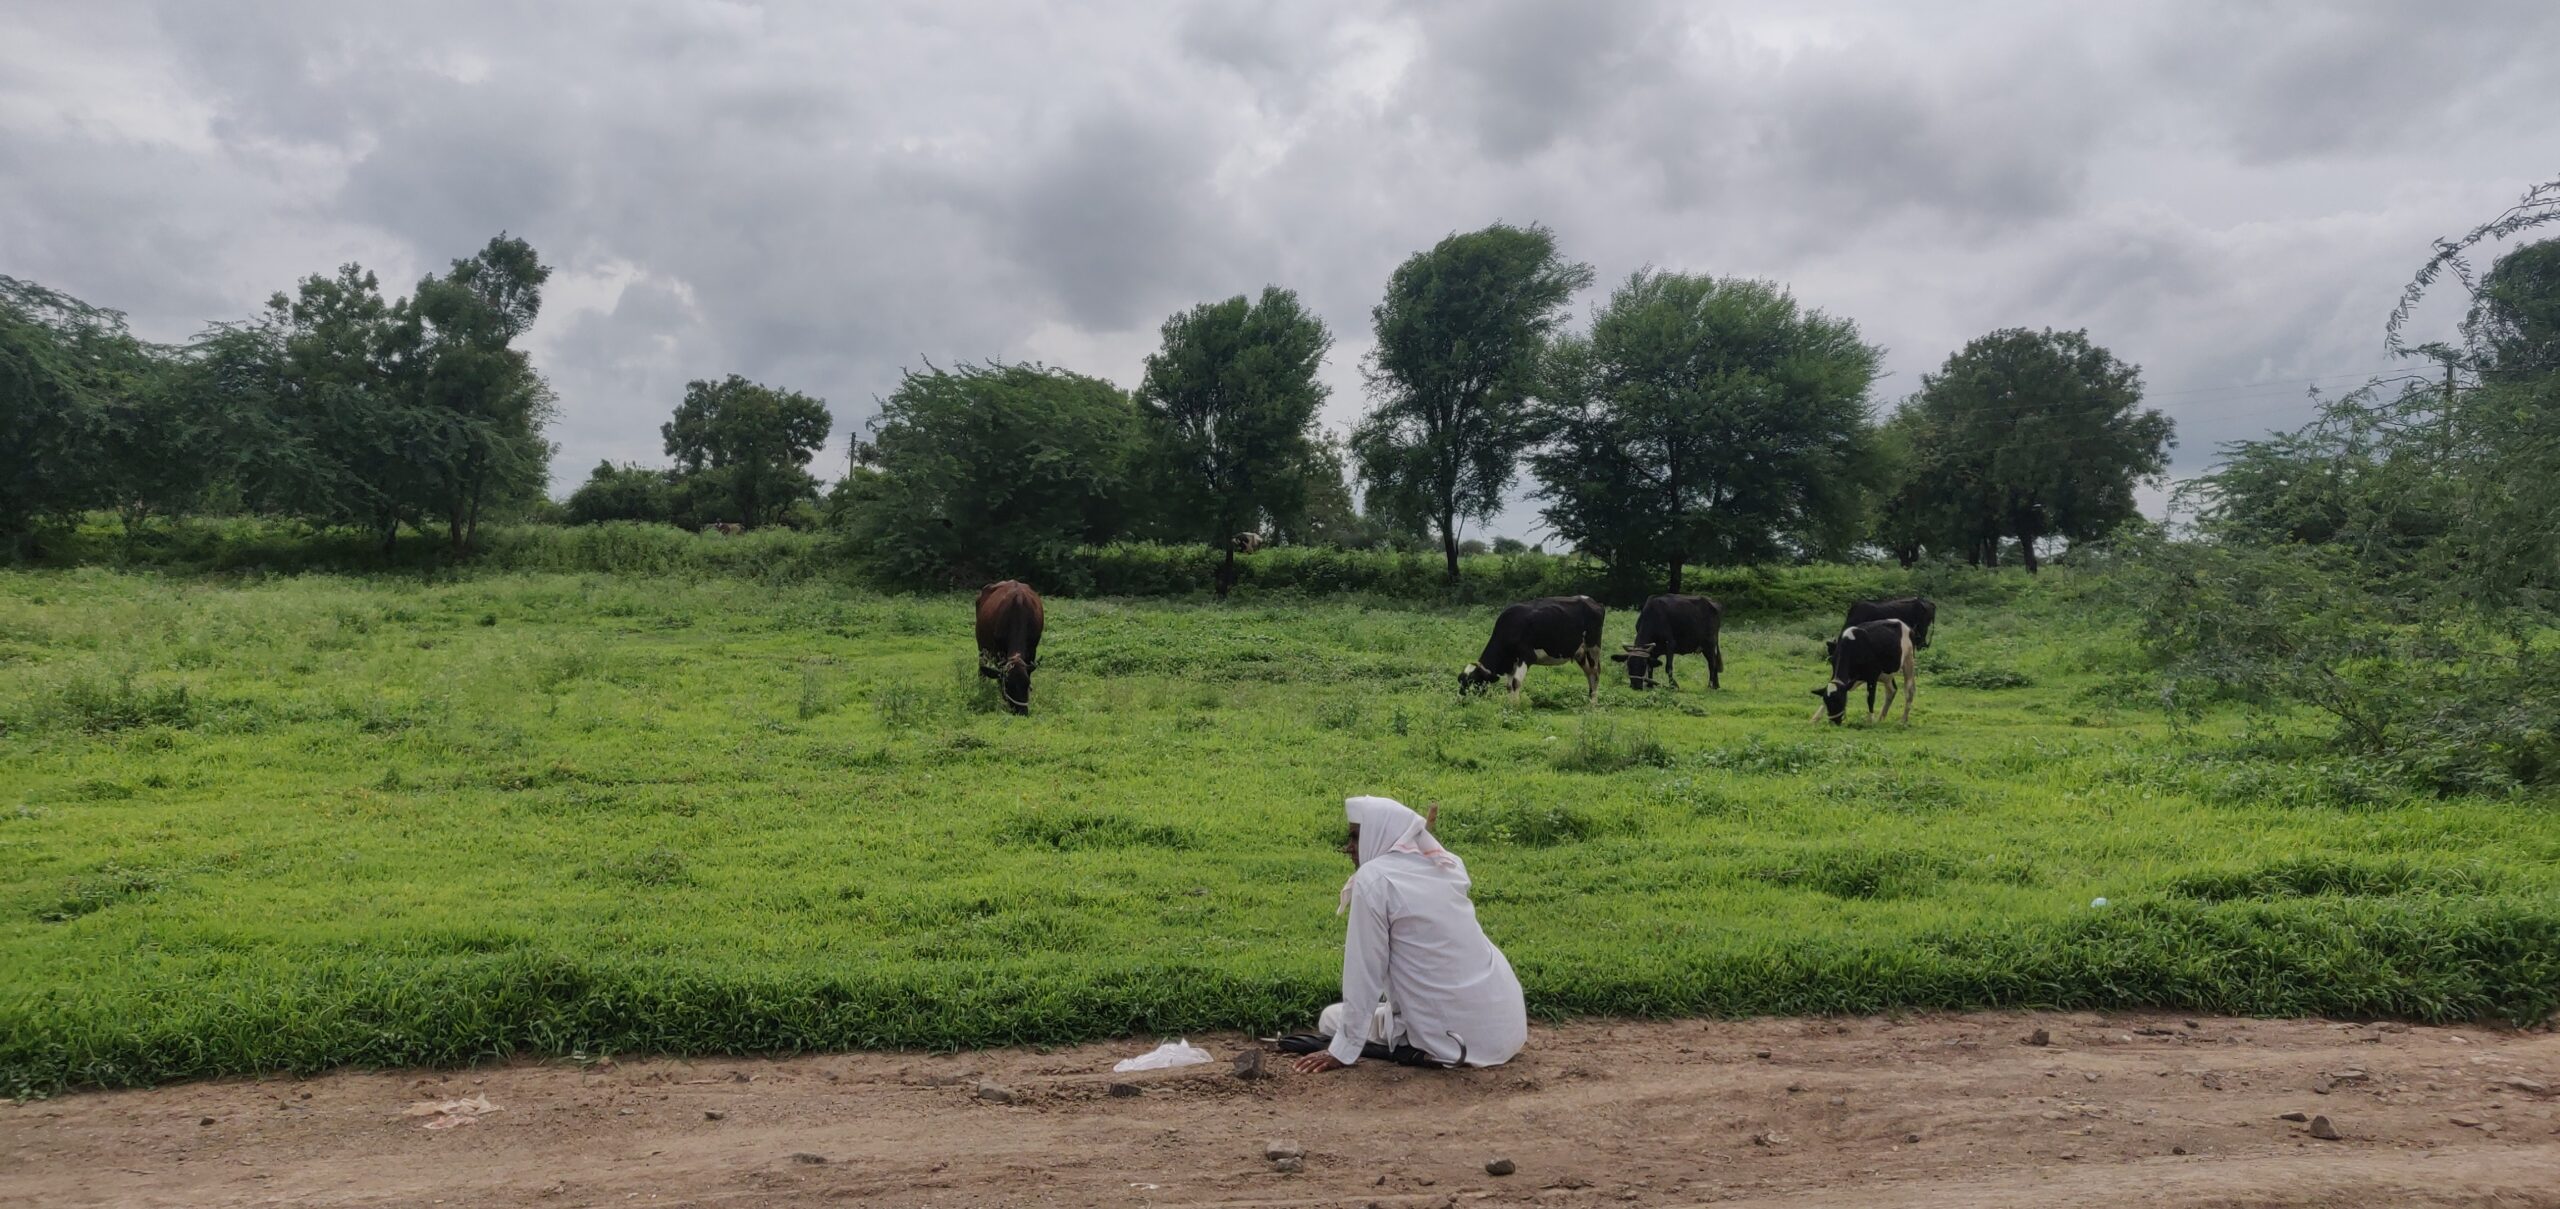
[1289,795,1527,1072]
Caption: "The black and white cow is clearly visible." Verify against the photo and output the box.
[1811,618,1916,725]
[1609,594,1723,690]
[1459,596,1607,705]
[1844,596,1936,650]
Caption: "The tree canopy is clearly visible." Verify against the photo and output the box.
[1885,328,2172,571]
[1133,287,1331,547]
[854,361,1139,588]
[661,374,832,529]
[1351,222,1592,581]
[1530,271,1880,591]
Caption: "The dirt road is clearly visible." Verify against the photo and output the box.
[6,1011,2556,1207]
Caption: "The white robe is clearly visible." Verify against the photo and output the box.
[1326,796,1528,1068]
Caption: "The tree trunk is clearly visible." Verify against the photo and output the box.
[1667,554,1683,595]
[1441,512,1459,584]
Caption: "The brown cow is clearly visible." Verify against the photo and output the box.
[701,522,742,536]
[975,580,1045,715]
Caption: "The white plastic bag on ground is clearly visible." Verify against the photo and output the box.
[1113,1039,1213,1073]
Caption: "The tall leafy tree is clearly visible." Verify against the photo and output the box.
[1134,287,1331,545]
[0,277,160,550]
[854,361,1138,587]
[405,235,557,553]
[661,374,832,528]
[1529,272,1880,591]
[1351,222,1593,582]
[1890,328,2173,572]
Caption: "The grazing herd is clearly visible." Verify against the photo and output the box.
[964,578,1937,726]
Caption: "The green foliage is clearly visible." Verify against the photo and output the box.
[1352,223,1594,580]
[1885,328,2173,571]
[565,461,681,526]
[0,568,2555,1094]
[1134,288,1331,546]
[1531,271,1882,593]
[661,374,832,529]
[853,361,1141,589]
[0,277,162,551]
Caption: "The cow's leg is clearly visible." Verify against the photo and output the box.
[1581,649,1600,705]
[1865,679,1878,721]
[1707,639,1723,689]
[1662,653,1678,689]
[1879,674,1898,720]
[1899,649,1917,725]
[1510,663,1527,705]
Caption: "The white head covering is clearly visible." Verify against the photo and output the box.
[1340,794,1467,912]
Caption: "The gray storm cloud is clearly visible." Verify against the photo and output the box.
[3,1,2552,536]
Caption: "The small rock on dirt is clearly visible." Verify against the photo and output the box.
[2027,1029,2051,1047]
[1265,1139,1305,1161]
[1233,1050,1266,1080]
[1754,1049,1772,1059]
[1273,1156,1303,1174]
[1485,1158,1517,1176]
[2500,1077,2548,1094]
[789,1153,827,1165]
[1107,1082,1143,1098]
[973,1082,1016,1105]
[199,1116,214,1126]
[2308,1115,2340,1140]
[1903,1133,1921,1144]
[1826,1096,1846,1107]
[2172,1145,2188,1155]
[2199,1072,2224,1090]
[2451,1115,2485,1127]
[703,1110,726,1121]
[2277,1111,2309,1122]
[1751,1131,1787,1147]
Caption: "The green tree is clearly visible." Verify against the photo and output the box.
[1529,272,1880,591]
[2476,238,2560,380]
[1351,222,1593,582]
[0,276,164,550]
[854,361,1138,587]
[565,461,678,525]
[661,374,832,529]
[405,235,557,553]
[1134,287,1331,545]
[1890,329,2173,572]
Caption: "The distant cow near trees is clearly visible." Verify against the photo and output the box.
[1844,596,1935,650]
[1813,619,1916,725]
[1611,594,1723,690]
[974,580,1045,715]
[1460,596,1607,705]
[701,522,743,536]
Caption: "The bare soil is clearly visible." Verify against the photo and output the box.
[7,1011,2557,1208]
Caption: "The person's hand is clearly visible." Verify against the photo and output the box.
[1293,1051,1349,1074]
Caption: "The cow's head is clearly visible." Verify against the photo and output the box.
[1810,679,1851,725]
[984,654,1037,714]
[1456,662,1501,696]
[1609,643,1661,689]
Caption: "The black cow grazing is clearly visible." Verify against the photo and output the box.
[1844,596,1936,650]
[1812,619,1916,725]
[1459,596,1607,705]
[1610,594,1724,690]
[974,580,1045,715]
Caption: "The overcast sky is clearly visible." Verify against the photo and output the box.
[6,1,2554,539]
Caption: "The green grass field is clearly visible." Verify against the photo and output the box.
[4,568,2556,1094]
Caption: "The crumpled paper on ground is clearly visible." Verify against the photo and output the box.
[1112,1039,1213,1073]
[403,1095,502,1130]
